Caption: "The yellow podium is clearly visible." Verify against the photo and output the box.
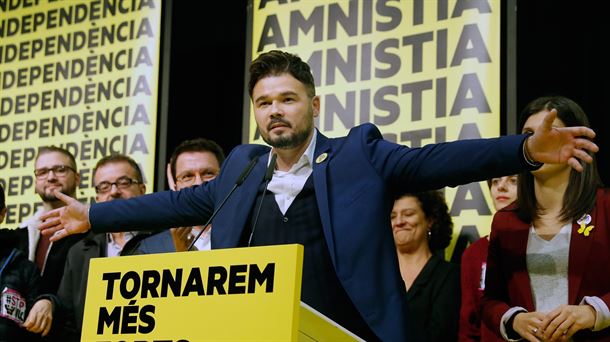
[81,244,362,341]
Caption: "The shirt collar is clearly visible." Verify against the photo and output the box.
[267,128,318,170]
[106,232,136,245]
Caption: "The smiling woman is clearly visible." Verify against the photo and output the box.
[390,190,460,342]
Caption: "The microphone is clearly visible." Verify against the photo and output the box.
[188,156,259,251]
[248,153,277,247]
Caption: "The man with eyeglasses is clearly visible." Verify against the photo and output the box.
[56,154,147,341]
[17,146,85,297]
[135,138,225,253]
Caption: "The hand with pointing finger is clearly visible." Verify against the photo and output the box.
[39,190,91,241]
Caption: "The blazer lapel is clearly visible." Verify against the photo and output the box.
[312,132,337,265]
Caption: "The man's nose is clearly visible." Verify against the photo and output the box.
[46,170,58,181]
[270,101,283,116]
[109,184,121,197]
[193,174,204,186]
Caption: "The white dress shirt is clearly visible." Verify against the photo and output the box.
[190,226,211,251]
[267,131,317,215]
[106,232,136,257]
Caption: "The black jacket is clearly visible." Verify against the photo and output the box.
[15,223,86,296]
[405,253,461,342]
[0,246,41,342]
[57,231,153,341]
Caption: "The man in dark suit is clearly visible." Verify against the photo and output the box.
[40,50,598,341]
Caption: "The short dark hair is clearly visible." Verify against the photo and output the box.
[0,184,5,211]
[169,138,225,182]
[248,50,316,98]
[516,95,603,222]
[37,146,77,170]
[396,190,453,251]
[93,154,144,184]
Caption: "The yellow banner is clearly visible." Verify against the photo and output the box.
[246,0,501,260]
[82,244,304,342]
[0,0,162,225]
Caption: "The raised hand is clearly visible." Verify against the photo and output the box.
[526,109,598,172]
[39,190,91,241]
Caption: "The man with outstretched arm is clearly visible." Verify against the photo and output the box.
[38,51,598,341]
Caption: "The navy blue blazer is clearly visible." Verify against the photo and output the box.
[134,230,176,254]
[91,123,531,341]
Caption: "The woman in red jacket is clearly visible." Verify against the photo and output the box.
[459,174,518,342]
[482,96,610,341]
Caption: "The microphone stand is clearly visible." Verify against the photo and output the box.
[248,153,277,247]
[187,156,259,251]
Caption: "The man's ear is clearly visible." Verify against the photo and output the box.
[312,96,320,118]
[166,163,177,191]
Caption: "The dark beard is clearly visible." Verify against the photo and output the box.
[262,126,311,149]
[40,191,59,202]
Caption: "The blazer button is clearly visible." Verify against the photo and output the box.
[283,216,289,223]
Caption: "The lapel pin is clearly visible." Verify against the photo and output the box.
[577,214,592,225]
[316,153,328,164]
[577,214,594,237]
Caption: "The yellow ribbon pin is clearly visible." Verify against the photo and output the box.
[577,222,594,237]
[576,214,594,236]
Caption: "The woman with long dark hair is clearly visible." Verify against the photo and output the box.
[482,96,610,341]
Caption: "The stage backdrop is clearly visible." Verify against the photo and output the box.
[0,0,162,225]
[243,0,502,261]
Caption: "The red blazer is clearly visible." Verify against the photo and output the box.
[459,237,504,342]
[482,189,610,340]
